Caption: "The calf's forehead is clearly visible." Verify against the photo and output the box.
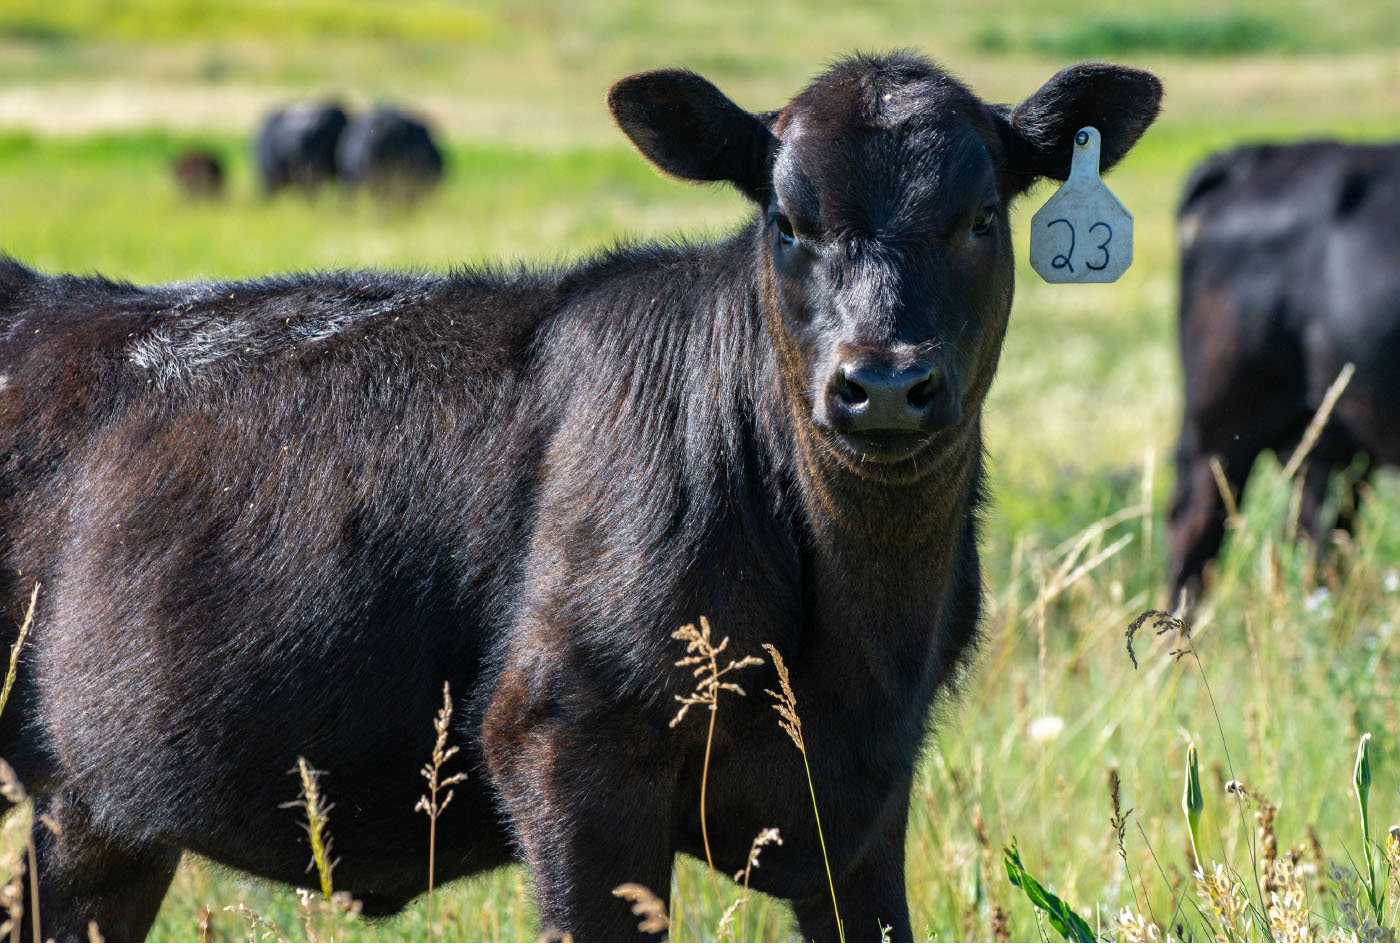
[772,61,1001,229]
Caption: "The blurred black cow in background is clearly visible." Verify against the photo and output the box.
[1168,141,1400,604]
[336,105,445,202]
[254,102,349,196]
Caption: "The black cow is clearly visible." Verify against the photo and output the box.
[336,106,445,201]
[1168,141,1400,604]
[254,102,349,196]
[0,53,1160,941]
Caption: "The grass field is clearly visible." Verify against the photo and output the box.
[1,1,1399,940]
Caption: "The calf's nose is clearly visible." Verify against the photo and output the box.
[828,360,960,434]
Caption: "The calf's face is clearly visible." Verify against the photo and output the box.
[610,54,1160,468]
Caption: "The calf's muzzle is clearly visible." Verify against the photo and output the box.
[827,357,962,441]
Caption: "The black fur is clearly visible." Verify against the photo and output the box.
[1168,141,1400,603]
[0,53,1160,941]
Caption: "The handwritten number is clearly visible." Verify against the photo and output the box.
[1086,221,1112,271]
[1048,218,1075,273]
[1045,218,1112,273]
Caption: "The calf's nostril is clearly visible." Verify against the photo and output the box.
[834,370,868,407]
[907,377,937,410]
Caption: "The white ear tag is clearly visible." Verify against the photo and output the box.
[1030,126,1133,283]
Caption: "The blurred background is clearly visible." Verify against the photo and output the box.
[1,1,1398,940]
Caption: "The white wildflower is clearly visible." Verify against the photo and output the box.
[1027,715,1065,743]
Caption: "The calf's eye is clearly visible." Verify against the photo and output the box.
[971,206,996,236]
[773,214,797,246]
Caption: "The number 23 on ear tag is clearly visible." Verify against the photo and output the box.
[1030,127,1133,283]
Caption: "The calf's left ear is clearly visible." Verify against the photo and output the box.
[996,63,1163,193]
[608,69,776,204]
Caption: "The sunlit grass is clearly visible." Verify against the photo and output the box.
[0,0,495,44]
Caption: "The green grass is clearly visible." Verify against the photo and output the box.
[0,0,496,44]
[2,2,1400,940]
[6,0,1400,56]
[978,11,1312,57]
[0,130,748,281]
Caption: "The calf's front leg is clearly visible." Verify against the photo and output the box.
[791,795,912,943]
[20,792,180,942]
[483,681,676,941]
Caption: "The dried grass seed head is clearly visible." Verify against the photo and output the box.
[611,882,669,935]
[1125,609,1193,669]
[714,897,747,940]
[0,759,26,805]
[1113,907,1163,943]
[734,827,783,881]
[761,643,804,750]
[281,757,337,899]
[669,617,762,728]
[1196,862,1253,940]
[418,681,468,817]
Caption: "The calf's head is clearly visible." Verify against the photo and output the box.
[610,53,1160,468]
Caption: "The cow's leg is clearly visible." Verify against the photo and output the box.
[1298,453,1371,546]
[1294,422,1369,549]
[793,798,910,943]
[1294,456,1333,549]
[483,677,674,942]
[1167,439,1254,608]
[1298,453,1372,594]
[494,732,673,941]
[1336,461,1372,539]
[17,792,178,942]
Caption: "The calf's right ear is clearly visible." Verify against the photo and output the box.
[608,70,776,204]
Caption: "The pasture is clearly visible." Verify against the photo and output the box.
[1,0,1399,939]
